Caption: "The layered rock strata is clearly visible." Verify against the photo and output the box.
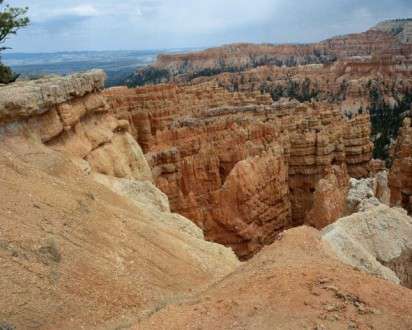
[0,70,152,182]
[201,54,412,161]
[105,82,373,258]
[389,117,412,213]
[206,55,412,114]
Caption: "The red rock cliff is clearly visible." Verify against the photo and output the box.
[104,83,373,259]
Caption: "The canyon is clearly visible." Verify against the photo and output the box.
[0,18,412,330]
[103,83,373,259]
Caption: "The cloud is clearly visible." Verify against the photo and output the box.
[69,4,99,17]
[33,15,91,34]
[23,3,100,35]
[4,0,412,52]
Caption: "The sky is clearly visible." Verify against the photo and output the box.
[3,0,412,53]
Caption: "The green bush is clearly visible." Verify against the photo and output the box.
[0,61,18,84]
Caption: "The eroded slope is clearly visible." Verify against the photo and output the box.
[137,227,412,330]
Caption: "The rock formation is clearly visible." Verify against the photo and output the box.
[389,117,412,213]
[128,20,412,86]
[304,165,349,229]
[127,19,412,164]
[372,18,412,44]
[346,176,384,214]
[322,172,411,288]
[3,70,369,260]
[104,82,373,258]
[0,70,153,182]
[322,205,412,288]
[211,55,412,111]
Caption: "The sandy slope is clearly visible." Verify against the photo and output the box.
[137,227,412,330]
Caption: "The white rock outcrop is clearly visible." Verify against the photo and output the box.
[0,70,106,122]
[346,171,390,214]
[322,205,412,287]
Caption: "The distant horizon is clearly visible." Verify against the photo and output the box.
[4,0,412,53]
[2,48,196,55]
[1,17,404,56]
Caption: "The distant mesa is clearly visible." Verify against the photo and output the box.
[126,18,412,87]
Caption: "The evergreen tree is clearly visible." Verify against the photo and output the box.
[0,0,29,84]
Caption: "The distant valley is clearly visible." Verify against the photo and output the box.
[2,48,199,87]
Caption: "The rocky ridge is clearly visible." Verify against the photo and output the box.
[323,173,411,287]
[372,18,412,44]
[128,21,412,86]
[209,55,412,112]
[137,226,412,330]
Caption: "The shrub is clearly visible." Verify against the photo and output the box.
[0,61,18,83]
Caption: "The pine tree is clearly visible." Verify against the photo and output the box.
[0,0,29,84]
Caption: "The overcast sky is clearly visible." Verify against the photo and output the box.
[3,0,412,53]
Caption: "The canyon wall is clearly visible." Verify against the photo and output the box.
[389,116,412,213]
[104,82,373,259]
[209,55,412,111]
[196,54,412,160]
[127,21,412,163]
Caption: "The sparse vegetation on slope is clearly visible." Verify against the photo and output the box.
[262,78,320,102]
[368,83,412,161]
[125,67,171,87]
